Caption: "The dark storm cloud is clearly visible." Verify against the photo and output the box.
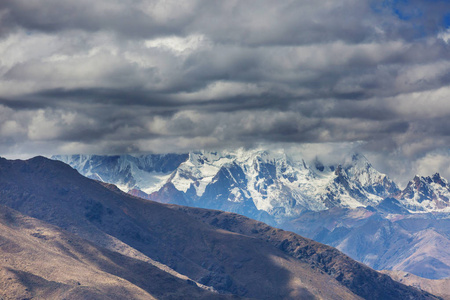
[0,0,187,38]
[0,0,385,43]
[1,0,450,182]
[2,0,447,43]
[0,97,50,110]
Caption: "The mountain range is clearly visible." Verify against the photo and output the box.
[53,149,450,280]
[53,150,450,216]
[0,156,438,299]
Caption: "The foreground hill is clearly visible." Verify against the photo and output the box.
[0,156,439,299]
[0,204,228,300]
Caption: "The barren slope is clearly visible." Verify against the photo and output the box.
[383,270,450,300]
[173,205,440,300]
[0,204,228,300]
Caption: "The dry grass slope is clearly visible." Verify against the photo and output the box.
[383,270,450,300]
[0,204,231,300]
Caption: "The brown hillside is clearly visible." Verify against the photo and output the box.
[0,204,230,299]
[383,270,450,300]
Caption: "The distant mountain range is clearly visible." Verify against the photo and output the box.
[53,150,450,217]
[53,149,450,280]
[0,156,437,299]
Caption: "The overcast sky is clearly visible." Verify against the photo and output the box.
[0,0,450,184]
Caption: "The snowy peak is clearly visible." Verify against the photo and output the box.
[343,153,399,197]
[313,153,399,210]
[319,163,380,209]
[163,150,399,221]
[348,153,371,168]
[344,153,373,179]
[52,153,188,194]
[432,173,448,187]
[398,173,450,212]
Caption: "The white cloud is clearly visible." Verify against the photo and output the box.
[438,29,450,44]
[174,81,265,101]
[145,34,210,55]
[414,152,450,179]
[27,110,61,140]
[0,120,25,137]
[388,86,450,120]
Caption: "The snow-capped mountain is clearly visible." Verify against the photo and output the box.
[52,153,188,194]
[162,150,398,221]
[397,173,450,212]
[53,149,400,223]
[315,153,400,210]
[343,153,400,197]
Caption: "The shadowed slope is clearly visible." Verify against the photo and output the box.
[171,206,441,300]
[0,204,228,300]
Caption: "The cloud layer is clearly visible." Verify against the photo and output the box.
[0,0,450,184]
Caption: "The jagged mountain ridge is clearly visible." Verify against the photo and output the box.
[0,156,437,299]
[53,149,404,224]
[54,149,450,216]
[397,173,450,212]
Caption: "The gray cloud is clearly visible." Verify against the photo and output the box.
[0,0,450,183]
